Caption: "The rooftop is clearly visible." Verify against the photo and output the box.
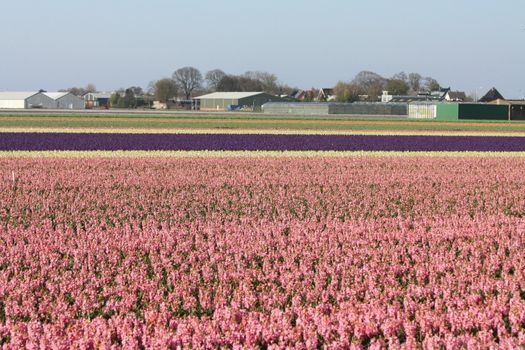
[479,88,505,103]
[43,92,70,100]
[0,92,38,100]
[83,92,113,99]
[194,92,267,100]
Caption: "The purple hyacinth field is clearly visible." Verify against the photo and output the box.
[1,132,525,152]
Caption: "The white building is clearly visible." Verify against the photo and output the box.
[44,92,85,109]
[0,92,56,109]
[381,91,393,103]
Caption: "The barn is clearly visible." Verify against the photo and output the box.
[0,92,56,109]
[83,92,112,109]
[194,92,282,112]
[490,99,525,121]
[44,92,85,109]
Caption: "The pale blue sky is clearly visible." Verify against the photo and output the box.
[1,0,524,98]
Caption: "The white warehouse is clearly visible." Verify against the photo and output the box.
[0,92,56,109]
[44,92,85,109]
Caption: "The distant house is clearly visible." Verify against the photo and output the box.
[83,92,112,109]
[445,91,467,102]
[292,89,317,102]
[428,88,451,100]
[317,88,335,102]
[385,88,452,103]
[193,92,282,111]
[44,92,85,109]
[0,92,56,109]
[479,88,505,103]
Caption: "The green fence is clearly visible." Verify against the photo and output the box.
[436,104,460,121]
[458,104,508,121]
[436,103,509,121]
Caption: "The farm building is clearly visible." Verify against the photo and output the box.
[83,92,112,109]
[44,92,85,109]
[194,92,282,112]
[408,103,438,119]
[263,102,330,115]
[409,102,509,121]
[262,102,407,116]
[490,99,525,121]
[0,92,56,109]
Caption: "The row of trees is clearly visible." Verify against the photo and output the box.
[334,71,442,102]
[60,68,447,106]
[153,68,444,103]
[152,68,293,103]
[109,87,147,108]
[59,84,97,97]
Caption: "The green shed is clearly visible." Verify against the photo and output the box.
[194,92,282,112]
[436,103,509,121]
[436,104,460,121]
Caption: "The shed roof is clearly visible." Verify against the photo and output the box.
[448,91,467,101]
[489,99,525,106]
[43,92,70,100]
[479,88,505,103]
[83,92,113,99]
[0,92,39,100]
[194,92,267,100]
[390,95,441,103]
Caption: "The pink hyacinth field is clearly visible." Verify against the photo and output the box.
[1,156,525,349]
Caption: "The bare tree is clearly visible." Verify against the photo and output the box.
[128,86,144,96]
[392,72,408,82]
[205,69,226,91]
[85,84,97,94]
[278,84,296,97]
[408,73,422,93]
[352,71,386,89]
[146,81,156,95]
[217,75,263,92]
[243,71,279,94]
[59,84,97,96]
[423,77,441,92]
[217,75,241,91]
[215,71,287,95]
[172,67,203,100]
[352,71,387,101]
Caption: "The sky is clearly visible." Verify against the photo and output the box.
[0,0,524,98]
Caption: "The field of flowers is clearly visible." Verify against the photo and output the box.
[3,132,525,152]
[1,156,525,348]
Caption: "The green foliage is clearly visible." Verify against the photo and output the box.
[110,92,121,107]
[333,81,360,102]
[386,79,410,95]
[154,78,178,103]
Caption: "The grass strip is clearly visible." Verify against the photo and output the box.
[1,127,525,137]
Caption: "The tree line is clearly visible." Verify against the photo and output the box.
[60,68,449,108]
[333,71,442,102]
[151,68,295,104]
